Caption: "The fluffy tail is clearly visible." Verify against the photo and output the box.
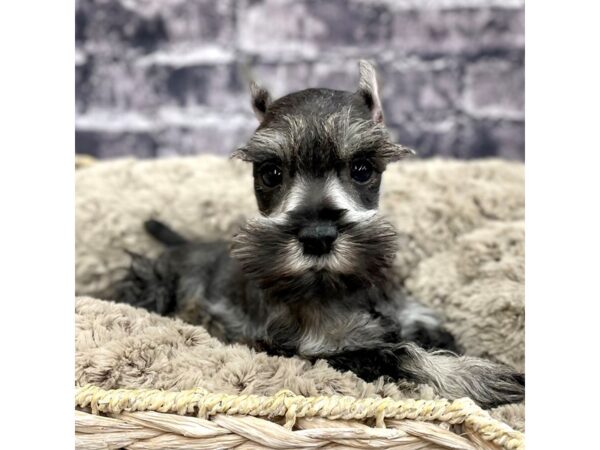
[144,219,188,246]
[109,219,186,311]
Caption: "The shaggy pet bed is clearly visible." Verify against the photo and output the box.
[75,155,525,447]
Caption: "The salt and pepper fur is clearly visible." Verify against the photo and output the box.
[112,60,524,409]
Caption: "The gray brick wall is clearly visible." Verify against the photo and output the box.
[75,0,524,160]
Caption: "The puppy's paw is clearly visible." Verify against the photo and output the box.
[461,363,524,409]
[396,343,524,409]
[427,356,525,409]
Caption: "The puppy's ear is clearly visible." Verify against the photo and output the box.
[357,60,384,123]
[250,81,272,122]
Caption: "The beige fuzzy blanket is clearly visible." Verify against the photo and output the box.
[75,156,524,430]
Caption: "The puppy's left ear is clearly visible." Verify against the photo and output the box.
[250,81,272,122]
[357,60,384,123]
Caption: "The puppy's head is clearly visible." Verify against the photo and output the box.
[231,61,414,298]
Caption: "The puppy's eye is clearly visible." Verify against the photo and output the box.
[259,163,283,188]
[350,159,373,183]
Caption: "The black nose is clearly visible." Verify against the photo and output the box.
[298,222,338,255]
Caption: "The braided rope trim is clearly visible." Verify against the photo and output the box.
[75,385,524,450]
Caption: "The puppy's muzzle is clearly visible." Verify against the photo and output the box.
[298,221,338,255]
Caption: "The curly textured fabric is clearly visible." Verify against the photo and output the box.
[75,156,524,430]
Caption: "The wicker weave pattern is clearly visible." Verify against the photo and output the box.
[75,385,524,450]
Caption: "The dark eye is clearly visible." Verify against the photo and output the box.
[350,159,373,183]
[259,163,283,188]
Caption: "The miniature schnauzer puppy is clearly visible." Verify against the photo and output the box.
[113,61,524,409]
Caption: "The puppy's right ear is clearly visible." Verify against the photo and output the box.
[250,81,272,122]
[357,60,384,124]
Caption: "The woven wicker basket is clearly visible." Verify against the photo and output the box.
[75,385,523,450]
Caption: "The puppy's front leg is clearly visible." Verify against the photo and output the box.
[323,342,524,409]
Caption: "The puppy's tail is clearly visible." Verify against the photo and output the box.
[144,219,188,247]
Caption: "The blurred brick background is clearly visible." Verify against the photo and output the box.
[75,0,524,160]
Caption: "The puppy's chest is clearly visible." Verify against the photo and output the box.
[267,303,388,357]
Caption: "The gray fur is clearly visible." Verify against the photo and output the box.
[113,61,524,409]
[233,112,413,165]
[358,60,384,123]
[397,343,525,407]
[249,80,272,121]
